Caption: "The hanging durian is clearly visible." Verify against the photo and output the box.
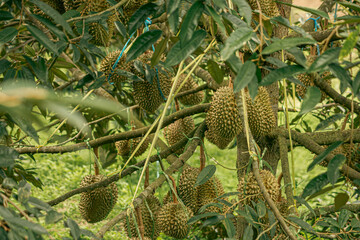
[78,175,118,223]
[163,117,195,154]
[247,0,280,18]
[115,135,150,157]
[197,175,225,213]
[176,74,204,106]
[177,166,200,213]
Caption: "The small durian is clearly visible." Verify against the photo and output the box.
[78,175,118,223]
[176,74,204,106]
[206,86,242,140]
[237,169,279,206]
[157,202,193,239]
[124,195,161,239]
[163,117,195,154]
[177,166,200,213]
[247,0,280,18]
[205,129,234,149]
[115,136,150,157]
[246,87,276,139]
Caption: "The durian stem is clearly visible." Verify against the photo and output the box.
[277,172,283,202]
[175,99,180,112]
[144,166,149,189]
[134,206,145,240]
[168,175,178,204]
[200,143,205,171]
[94,147,100,176]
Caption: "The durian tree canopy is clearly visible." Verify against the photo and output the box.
[1,0,360,239]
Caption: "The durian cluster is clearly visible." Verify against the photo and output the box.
[78,174,118,223]
[247,0,280,18]
[205,86,243,149]
[63,0,116,46]
[164,116,195,154]
[296,55,331,101]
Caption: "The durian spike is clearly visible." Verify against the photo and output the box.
[168,175,178,204]
[94,147,100,175]
[200,144,205,171]
[135,206,145,239]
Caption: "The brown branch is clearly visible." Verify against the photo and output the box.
[313,76,360,114]
[301,0,336,32]
[96,122,206,238]
[174,83,208,99]
[185,58,220,90]
[303,203,360,219]
[46,128,195,206]
[135,206,145,239]
[288,28,344,42]
[15,103,210,154]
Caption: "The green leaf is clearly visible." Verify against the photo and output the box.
[195,165,216,187]
[262,37,316,55]
[272,16,311,39]
[151,37,167,67]
[327,154,346,185]
[28,197,52,211]
[299,86,321,115]
[126,30,162,62]
[286,47,307,67]
[6,217,48,234]
[315,113,345,131]
[207,59,224,84]
[338,1,360,13]
[234,60,256,91]
[307,184,341,201]
[27,25,59,55]
[294,196,315,217]
[45,210,63,224]
[353,71,360,95]
[256,201,266,218]
[278,1,330,19]
[9,114,39,144]
[31,14,67,41]
[308,48,341,72]
[0,146,17,167]
[308,141,343,172]
[165,30,206,67]
[29,0,74,36]
[338,209,350,229]
[188,212,221,224]
[24,56,49,86]
[205,6,226,34]
[225,54,243,73]
[339,27,359,61]
[0,11,13,20]
[0,59,11,74]
[179,0,204,44]
[334,192,349,211]
[221,27,254,60]
[65,218,81,240]
[328,63,352,88]
[0,27,18,44]
[114,21,127,38]
[202,215,225,227]
[243,225,254,239]
[224,218,236,238]
[128,3,157,34]
[301,172,329,199]
[232,0,252,25]
[288,216,316,234]
[261,65,305,86]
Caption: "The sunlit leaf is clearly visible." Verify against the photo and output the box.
[195,165,216,187]
[262,37,316,55]
[339,26,359,61]
[234,61,256,91]
[207,59,224,84]
[221,27,254,60]
[278,1,330,19]
[308,48,341,72]
[179,0,204,45]
[261,65,305,86]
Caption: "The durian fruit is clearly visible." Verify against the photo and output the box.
[78,175,118,223]
[100,51,133,84]
[176,74,204,106]
[197,176,225,213]
[296,55,331,101]
[206,86,242,139]
[177,166,200,213]
[162,191,173,206]
[318,143,360,168]
[246,87,276,139]
[157,202,193,239]
[32,0,66,17]
[120,0,145,23]
[205,129,234,149]
[163,117,195,154]
[237,169,279,206]
[115,136,150,157]
[247,0,280,18]
[124,195,161,239]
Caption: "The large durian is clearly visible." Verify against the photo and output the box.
[157,202,193,239]
[176,74,204,106]
[197,176,225,213]
[237,169,279,206]
[206,86,242,139]
[177,166,200,213]
[163,117,195,154]
[247,0,280,18]
[78,175,118,223]
[246,87,276,139]
[115,135,150,157]
[296,55,331,101]
[124,195,161,239]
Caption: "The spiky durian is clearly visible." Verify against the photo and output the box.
[100,51,133,84]
[247,0,280,18]
[124,195,161,239]
[78,175,118,223]
[177,166,200,213]
[197,176,225,213]
[32,0,66,17]
[176,74,204,106]
[205,129,234,149]
[237,169,279,206]
[120,0,145,23]
[157,202,193,239]
[115,136,150,157]
[206,86,242,139]
[163,117,195,154]
[245,87,276,139]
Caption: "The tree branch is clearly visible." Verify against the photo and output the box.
[185,58,220,90]
[303,203,360,219]
[96,122,206,238]
[301,0,336,32]
[15,103,210,154]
